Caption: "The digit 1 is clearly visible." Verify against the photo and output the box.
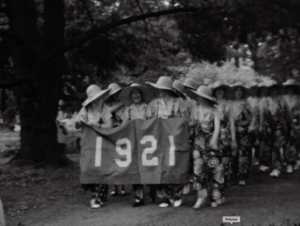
[95,137,102,167]
[169,135,175,166]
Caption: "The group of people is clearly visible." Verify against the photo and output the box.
[72,75,300,210]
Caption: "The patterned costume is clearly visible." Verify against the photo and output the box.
[192,105,224,203]
[260,97,289,171]
[217,100,231,184]
[230,100,255,181]
[283,95,300,166]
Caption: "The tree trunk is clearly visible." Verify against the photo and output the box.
[7,0,66,164]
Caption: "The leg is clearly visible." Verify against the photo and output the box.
[132,184,144,207]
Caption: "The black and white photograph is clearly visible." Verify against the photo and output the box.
[0,0,300,226]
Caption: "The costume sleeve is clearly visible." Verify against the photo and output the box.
[74,107,86,123]
[122,107,130,122]
[102,104,113,124]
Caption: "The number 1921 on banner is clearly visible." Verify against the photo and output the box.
[94,135,176,167]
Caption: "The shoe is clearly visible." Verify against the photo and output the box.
[90,195,103,209]
[173,197,182,207]
[239,180,246,186]
[110,190,118,196]
[132,199,144,207]
[211,202,218,208]
[270,169,280,177]
[286,165,293,173]
[159,199,172,208]
[259,165,269,172]
[120,189,126,196]
[294,160,300,170]
[193,197,206,209]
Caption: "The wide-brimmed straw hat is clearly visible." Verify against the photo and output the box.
[282,79,300,94]
[265,80,283,95]
[82,84,110,107]
[146,76,179,97]
[212,81,231,99]
[230,81,250,99]
[185,85,217,104]
[119,83,153,106]
[248,82,259,97]
[173,80,186,99]
[183,78,198,90]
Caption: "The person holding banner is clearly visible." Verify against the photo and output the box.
[229,82,256,186]
[120,83,153,207]
[186,85,224,209]
[259,81,291,178]
[212,81,232,187]
[74,84,112,208]
[104,83,127,196]
[147,76,187,208]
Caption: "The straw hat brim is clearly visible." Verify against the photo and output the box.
[146,82,180,97]
[282,84,300,94]
[185,89,217,104]
[82,89,110,107]
[183,84,197,91]
[119,85,153,106]
[231,85,250,99]
[173,87,187,99]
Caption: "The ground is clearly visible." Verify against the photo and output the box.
[1,131,300,226]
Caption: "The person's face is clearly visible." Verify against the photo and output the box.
[159,89,171,98]
[235,87,243,99]
[216,88,225,99]
[270,87,278,96]
[131,89,142,104]
[286,87,295,95]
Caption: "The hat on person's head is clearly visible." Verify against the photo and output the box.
[185,85,217,104]
[256,82,268,97]
[146,76,179,97]
[173,80,186,99]
[212,81,231,99]
[230,81,250,99]
[82,84,110,107]
[119,83,153,106]
[183,78,198,90]
[248,81,259,97]
[265,80,282,95]
[282,79,300,94]
[107,83,122,96]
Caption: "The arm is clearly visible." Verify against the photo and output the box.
[121,108,130,125]
[100,117,113,129]
[209,109,220,149]
[259,99,265,132]
[109,102,123,113]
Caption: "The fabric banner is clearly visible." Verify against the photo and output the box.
[80,118,190,184]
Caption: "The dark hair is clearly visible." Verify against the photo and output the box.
[130,88,143,101]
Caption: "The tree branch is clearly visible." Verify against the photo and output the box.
[46,6,198,60]
[0,30,23,43]
[82,0,95,26]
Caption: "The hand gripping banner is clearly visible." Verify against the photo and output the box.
[80,118,190,185]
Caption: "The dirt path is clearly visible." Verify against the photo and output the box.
[1,162,300,226]
[1,131,300,226]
